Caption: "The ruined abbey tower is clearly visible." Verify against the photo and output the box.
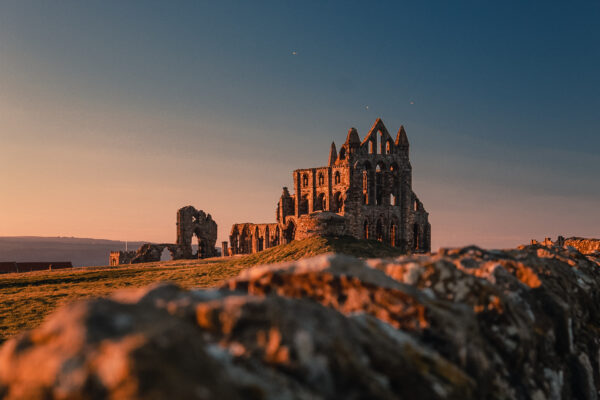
[229,118,431,254]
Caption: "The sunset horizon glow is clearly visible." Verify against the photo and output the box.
[1,2,598,250]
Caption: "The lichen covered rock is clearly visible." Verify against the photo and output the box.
[1,244,599,399]
[563,237,600,255]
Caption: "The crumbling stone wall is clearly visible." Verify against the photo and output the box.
[109,206,218,265]
[230,118,431,255]
[564,237,600,254]
[129,243,185,264]
[9,244,600,398]
[177,206,218,258]
[109,251,136,266]
[229,223,280,255]
[531,235,600,255]
[293,212,347,240]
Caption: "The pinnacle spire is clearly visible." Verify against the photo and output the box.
[395,125,409,147]
[369,118,387,134]
[328,142,337,165]
[345,127,361,145]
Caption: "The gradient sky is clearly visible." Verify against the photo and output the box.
[1,1,598,250]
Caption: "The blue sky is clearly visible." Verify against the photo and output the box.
[1,1,598,248]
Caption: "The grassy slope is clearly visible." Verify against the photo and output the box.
[0,236,404,342]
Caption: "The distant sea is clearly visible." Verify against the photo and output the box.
[0,237,148,267]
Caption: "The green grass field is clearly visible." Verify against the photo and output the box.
[0,236,405,342]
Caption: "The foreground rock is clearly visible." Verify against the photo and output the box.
[563,237,600,255]
[1,243,599,399]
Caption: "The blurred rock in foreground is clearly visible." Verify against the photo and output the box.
[1,242,599,399]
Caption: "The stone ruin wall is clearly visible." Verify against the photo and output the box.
[293,213,348,240]
[109,206,218,265]
[109,251,135,266]
[564,237,600,254]
[228,118,431,256]
[176,206,218,259]
[229,223,282,255]
[531,235,600,255]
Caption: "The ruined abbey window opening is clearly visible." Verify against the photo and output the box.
[159,248,171,262]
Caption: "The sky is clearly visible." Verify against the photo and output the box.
[1,1,599,250]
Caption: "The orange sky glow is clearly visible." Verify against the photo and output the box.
[1,2,598,250]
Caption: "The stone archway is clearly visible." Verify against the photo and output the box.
[376,218,384,242]
[332,192,343,213]
[413,223,420,250]
[176,206,217,259]
[284,220,296,244]
[390,219,398,247]
[160,247,171,261]
[198,238,206,258]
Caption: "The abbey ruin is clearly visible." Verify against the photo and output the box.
[109,206,217,265]
[229,118,431,255]
[109,118,431,264]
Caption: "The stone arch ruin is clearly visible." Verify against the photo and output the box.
[110,205,218,265]
[176,206,218,259]
[130,243,183,264]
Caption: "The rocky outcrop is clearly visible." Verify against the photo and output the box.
[1,244,599,399]
[563,237,600,255]
[530,236,600,256]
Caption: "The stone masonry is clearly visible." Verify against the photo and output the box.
[176,206,218,259]
[530,235,600,255]
[109,206,217,265]
[229,118,431,255]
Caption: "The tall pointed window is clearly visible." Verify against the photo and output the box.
[333,192,343,213]
[362,170,368,204]
[299,195,309,215]
[413,223,420,250]
[375,164,383,205]
[316,193,325,211]
[376,219,384,242]
[390,220,398,247]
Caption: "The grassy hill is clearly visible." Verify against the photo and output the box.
[0,236,405,342]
